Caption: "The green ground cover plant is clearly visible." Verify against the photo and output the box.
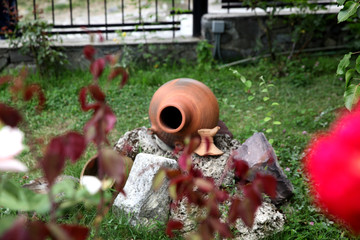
[1,53,359,239]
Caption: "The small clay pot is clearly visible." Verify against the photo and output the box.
[149,78,219,147]
[80,155,133,189]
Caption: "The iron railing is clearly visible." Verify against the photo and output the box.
[27,0,205,39]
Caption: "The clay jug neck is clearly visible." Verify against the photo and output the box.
[156,99,191,134]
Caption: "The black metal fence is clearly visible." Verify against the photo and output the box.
[22,0,208,38]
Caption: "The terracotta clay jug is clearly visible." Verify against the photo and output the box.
[149,78,219,147]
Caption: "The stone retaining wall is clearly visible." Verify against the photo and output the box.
[202,12,350,60]
[0,38,200,72]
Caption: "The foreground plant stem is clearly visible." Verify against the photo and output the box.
[48,189,56,223]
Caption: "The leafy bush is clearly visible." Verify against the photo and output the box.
[7,19,68,76]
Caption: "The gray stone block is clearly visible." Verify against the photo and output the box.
[202,12,349,61]
[233,132,294,205]
[112,153,178,225]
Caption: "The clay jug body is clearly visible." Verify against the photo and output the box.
[149,78,219,147]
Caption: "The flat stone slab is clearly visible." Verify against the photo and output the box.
[112,153,178,225]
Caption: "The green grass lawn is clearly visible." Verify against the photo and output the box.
[1,54,359,239]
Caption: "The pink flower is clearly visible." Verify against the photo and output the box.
[304,103,360,234]
[309,222,314,226]
[0,126,27,172]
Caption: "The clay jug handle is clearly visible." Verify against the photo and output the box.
[148,127,157,135]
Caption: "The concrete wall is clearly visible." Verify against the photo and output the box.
[202,12,349,60]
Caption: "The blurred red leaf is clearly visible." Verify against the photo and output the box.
[62,132,86,163]
[88,84,105,102]
[99,148,125,182]
[165,168,182,179]
[41,137,66,186]
[0,103,22,127]
[84,108,104,144]
[10,69,27,94]
[105,54,116,65]
[228,197,241,224]
[0,216,28,240]
[199,221,213,240]
[83,45,96,61]
[90,58,106,80]
[232,157,249,180]
[79,87,101,112]
[254,173,277,199]
[178,154,190,172]
[103,106,116,132]
[177,137,200,172]
[207,198,221,218]
[97,31,104,42]
[108,67,129,89]
[228,184,262,228]
[190,167,203,178]
[0,218,51,240]
[243,184,262,207]
[28,221,50,240]
[23,84,46,111]
[0,75,11,85]
[209,218,232,238]
[186,136,200,155]
[59,224,89,240]
[241,184,262,227]
[166,220,183,238]
[194,178,214,193]
[215,189,229,202]
[83,105,116,144]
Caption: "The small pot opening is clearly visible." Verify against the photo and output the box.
[160,106,183,130]
[83,157,99,176]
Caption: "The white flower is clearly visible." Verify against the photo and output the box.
[80,175,102,195]
[0,126,27,172]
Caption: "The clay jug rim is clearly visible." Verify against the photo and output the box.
[156,103,186,134]
[80,155,115,189]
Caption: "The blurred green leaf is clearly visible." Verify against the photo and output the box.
[264,117,271,122]
[345,69,356,88]
[245,80,252,89]
[338,1,359,22]
[337,52,352,75]
[355,55,360,74]
[344,84,360,110]
[0,179,50,214]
